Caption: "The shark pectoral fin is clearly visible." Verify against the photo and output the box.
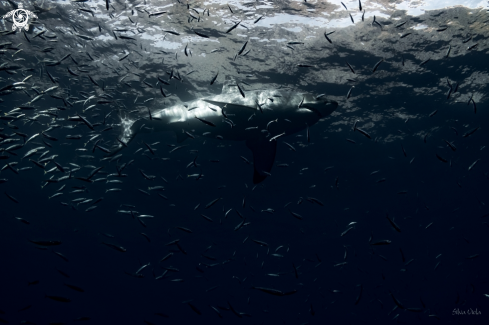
[246,137,277,184]
[175,130,187,143]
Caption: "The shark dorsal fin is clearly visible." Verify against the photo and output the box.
[221,76,240,95]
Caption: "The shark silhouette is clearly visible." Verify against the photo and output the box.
[112,79,338,183]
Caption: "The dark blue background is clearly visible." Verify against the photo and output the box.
[1,1,488,324]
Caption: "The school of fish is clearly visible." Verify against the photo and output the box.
[0,0,488,323]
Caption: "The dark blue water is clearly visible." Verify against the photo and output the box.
[0,1,488,324]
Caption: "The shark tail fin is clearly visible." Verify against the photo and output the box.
[107,112,142,156]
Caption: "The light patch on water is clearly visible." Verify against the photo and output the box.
[283,26,302,33]
[158,3,175,9]
[395,0,487,16]
[413,24,429,30]
[151,40,182,50]
[256,4,274,9]
[271,38,288,43]
[148,34,220,48]
[203,0,259,12]
[96,35,115,42]
[257,13,329,28]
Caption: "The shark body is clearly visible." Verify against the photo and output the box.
[114,81,338,183]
